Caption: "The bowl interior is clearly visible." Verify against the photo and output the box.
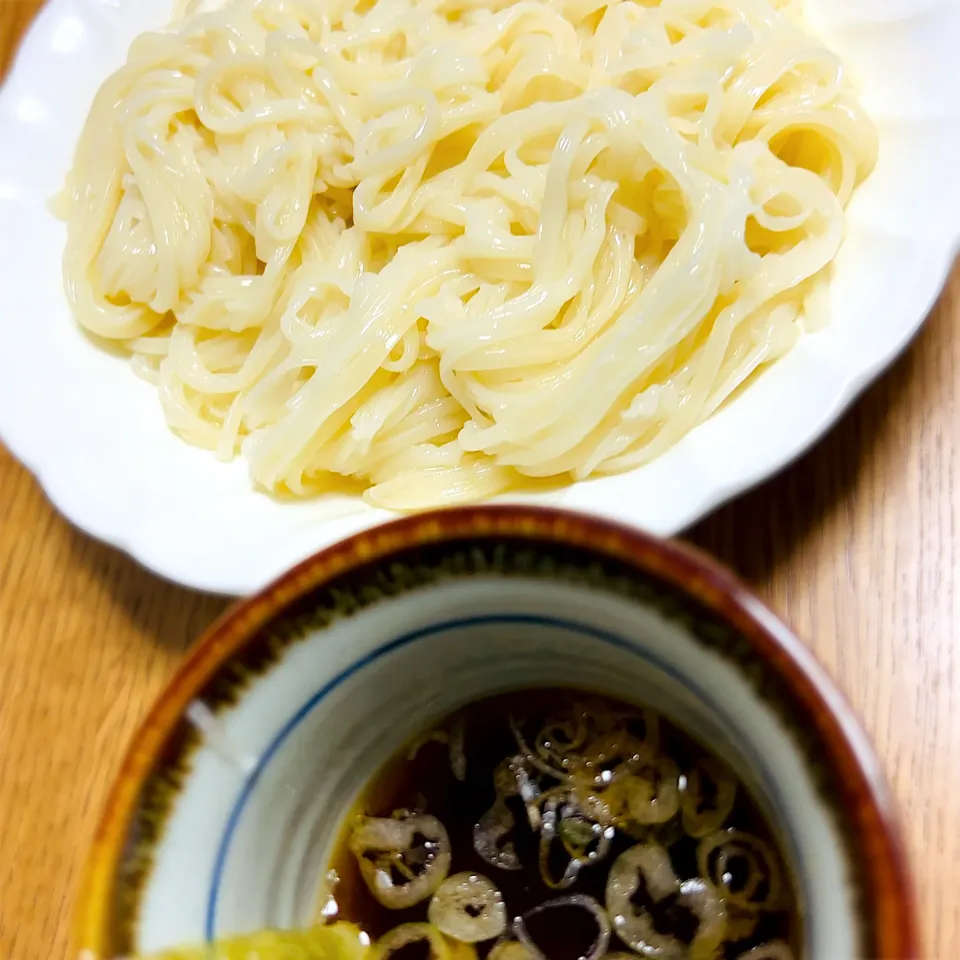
[94,529,887,959]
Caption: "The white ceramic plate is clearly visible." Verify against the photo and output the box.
[0,0,958,595]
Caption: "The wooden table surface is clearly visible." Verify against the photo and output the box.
[1,4,958,958]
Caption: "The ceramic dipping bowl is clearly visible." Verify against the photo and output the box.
[76,506,917,959]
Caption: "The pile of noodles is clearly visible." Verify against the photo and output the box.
[61,0,876,506]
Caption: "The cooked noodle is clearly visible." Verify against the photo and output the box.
[60,0,876,507]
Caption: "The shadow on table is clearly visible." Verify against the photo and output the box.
[64,524,231,652]
[687,276,955,583]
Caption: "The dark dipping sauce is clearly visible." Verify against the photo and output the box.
[328,689,802,960]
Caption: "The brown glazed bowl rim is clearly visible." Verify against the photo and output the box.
[75,505,918,959]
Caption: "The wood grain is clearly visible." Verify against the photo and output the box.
[0,7,957,958]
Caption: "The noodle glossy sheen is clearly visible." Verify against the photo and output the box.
[61,0,877,507]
